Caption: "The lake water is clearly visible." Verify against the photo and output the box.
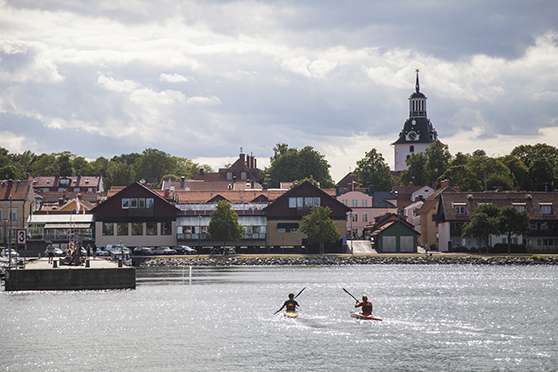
[1,265,557,371]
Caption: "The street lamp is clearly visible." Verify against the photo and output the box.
[198,214,202,250]
[8,195,12,268]
[349,213,353,255]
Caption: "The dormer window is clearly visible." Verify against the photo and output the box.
[47,180,51,183]
[540,204,552,214]
[453,203,467,215]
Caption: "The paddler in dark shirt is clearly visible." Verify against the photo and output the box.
[355,295,373,316]
[277,293,299,313]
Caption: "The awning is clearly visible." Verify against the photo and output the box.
[44,223,92,229]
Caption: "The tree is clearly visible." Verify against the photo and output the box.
[299,206,342,254]
[105,162,135,190]
[497,206,530,254]
[355,148,393,191]
[527,158,556,191]
[500,155,528,190]
[424,140,452,187]
[398,152,427,187]
[266,143,333,188]
[133,148,176,188]
[208,200,245,248]
[462,203,500,252]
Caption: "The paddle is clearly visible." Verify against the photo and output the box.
[343,288,359,302]
[274,287,306,314]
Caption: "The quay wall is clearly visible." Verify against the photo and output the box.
[4,267,136,291]
[141,255,558,267]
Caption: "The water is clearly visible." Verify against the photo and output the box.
[1,265,557,371]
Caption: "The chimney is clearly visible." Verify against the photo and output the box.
[180,176,185,189]
[441,179,449,189]
[164,189,170,198]
[240,152,246,163]
[254,157,257,169]
[59,198,64,206]
[198,168,204,176]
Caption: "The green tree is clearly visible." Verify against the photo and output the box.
[208,200,245,247]
[299,206,342,254]
[497,206,530,254]
[527,158,556,191]
[424,141,452,187]
[105,162,135,190]
[398,152,427,187]
[355,148,393,191]
[510,143,558,168]
[500,155,528,189]
[72,156,94,175]
[266,143,333,188]
[29,153,58,176]
[462,203,500,252]
[133,148,176,188]
[55,152,74,176]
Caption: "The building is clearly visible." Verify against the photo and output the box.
[392,70,439,171]
[263,181,351,253]
[434,190,558,252]
[27,173,104,205]
[367,213,420,253]
[161,150,262,192]
[1,179,34,249]
[91,182,179,248]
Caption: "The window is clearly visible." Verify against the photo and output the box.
[117,223,129,236]
[130,198,138,208]
[43,188,49,192]
[410,145,414,152]
[0,210,2,221]
[289,198,297,208]
[103,222,114,236]
[60,179,70,186]
[514,205,525,211]
[146,198,154,208]
[362,213,368,223]
[342,200,348,206]
[454,206,466,215]
[352,200,358,207]
[146,222,157,235]
[227,172,232,180]
[9,208,16,221]
[132,223,143,236]
[122,198,130,209]
[162,222,172,235]
[362,200,368,207]
[74,188,80,192]
[241,172,247,180]
[541,205,552,214]
[352,214,358,222]
[139,198,145,208]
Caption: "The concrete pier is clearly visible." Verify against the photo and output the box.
[3,258,136,291]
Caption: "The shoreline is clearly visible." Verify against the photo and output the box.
[141,254,558,267]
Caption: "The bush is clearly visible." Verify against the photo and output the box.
[490,243,526,254]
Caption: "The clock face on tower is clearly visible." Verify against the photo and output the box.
[408,131,417,141]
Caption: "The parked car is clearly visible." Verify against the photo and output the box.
[44,247,64,257]
[105,244,128,252]
[173,245,197,255]
[133,246,153,256]
[153,246,176,255]
[95,249,109,256]
[0,248,19,258]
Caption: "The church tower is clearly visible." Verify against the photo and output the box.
[392,70,438,171]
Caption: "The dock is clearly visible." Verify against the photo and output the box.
[3,258,136,291]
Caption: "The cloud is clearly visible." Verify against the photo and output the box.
[159,73,193,83]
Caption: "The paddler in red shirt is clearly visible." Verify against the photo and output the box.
[355,295,373,316]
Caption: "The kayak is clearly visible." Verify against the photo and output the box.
[350,311,382,321]
[284,311,298,318]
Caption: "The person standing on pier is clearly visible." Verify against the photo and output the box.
[46,242,55,264]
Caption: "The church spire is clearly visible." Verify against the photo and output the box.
[415,68,420,93]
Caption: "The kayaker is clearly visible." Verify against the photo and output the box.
[355,295,373,316]
[277,292,299,313]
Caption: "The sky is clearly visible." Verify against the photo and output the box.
[1,0,557,182]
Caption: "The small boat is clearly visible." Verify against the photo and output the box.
[350,311,382,321]
[284,311,298,318]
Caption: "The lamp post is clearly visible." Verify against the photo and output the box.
[349,213,353,255]
[198,214,202,250]
[8,195,12,268]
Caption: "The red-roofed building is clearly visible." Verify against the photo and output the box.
[27,173,104,205]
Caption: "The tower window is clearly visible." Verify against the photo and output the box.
[410,146,414,152]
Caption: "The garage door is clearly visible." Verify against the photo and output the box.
[400,236,414,252]
[383,236,396,252]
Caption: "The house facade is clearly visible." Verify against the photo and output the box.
[368,214,420,253]
[1,180,34,249]
[264,181,351,253]
[91,182,179,248]
[435,190,558,252]
[27,173,104,205]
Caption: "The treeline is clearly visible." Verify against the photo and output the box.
[355,142,558,192]
[0,148,212,190]
[1,142,557,193]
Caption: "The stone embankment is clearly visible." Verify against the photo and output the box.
[141,255,558,267]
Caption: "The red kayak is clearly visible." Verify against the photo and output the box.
[350,312,382,321]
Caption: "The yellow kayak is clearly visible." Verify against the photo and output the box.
[284,311,298,318]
